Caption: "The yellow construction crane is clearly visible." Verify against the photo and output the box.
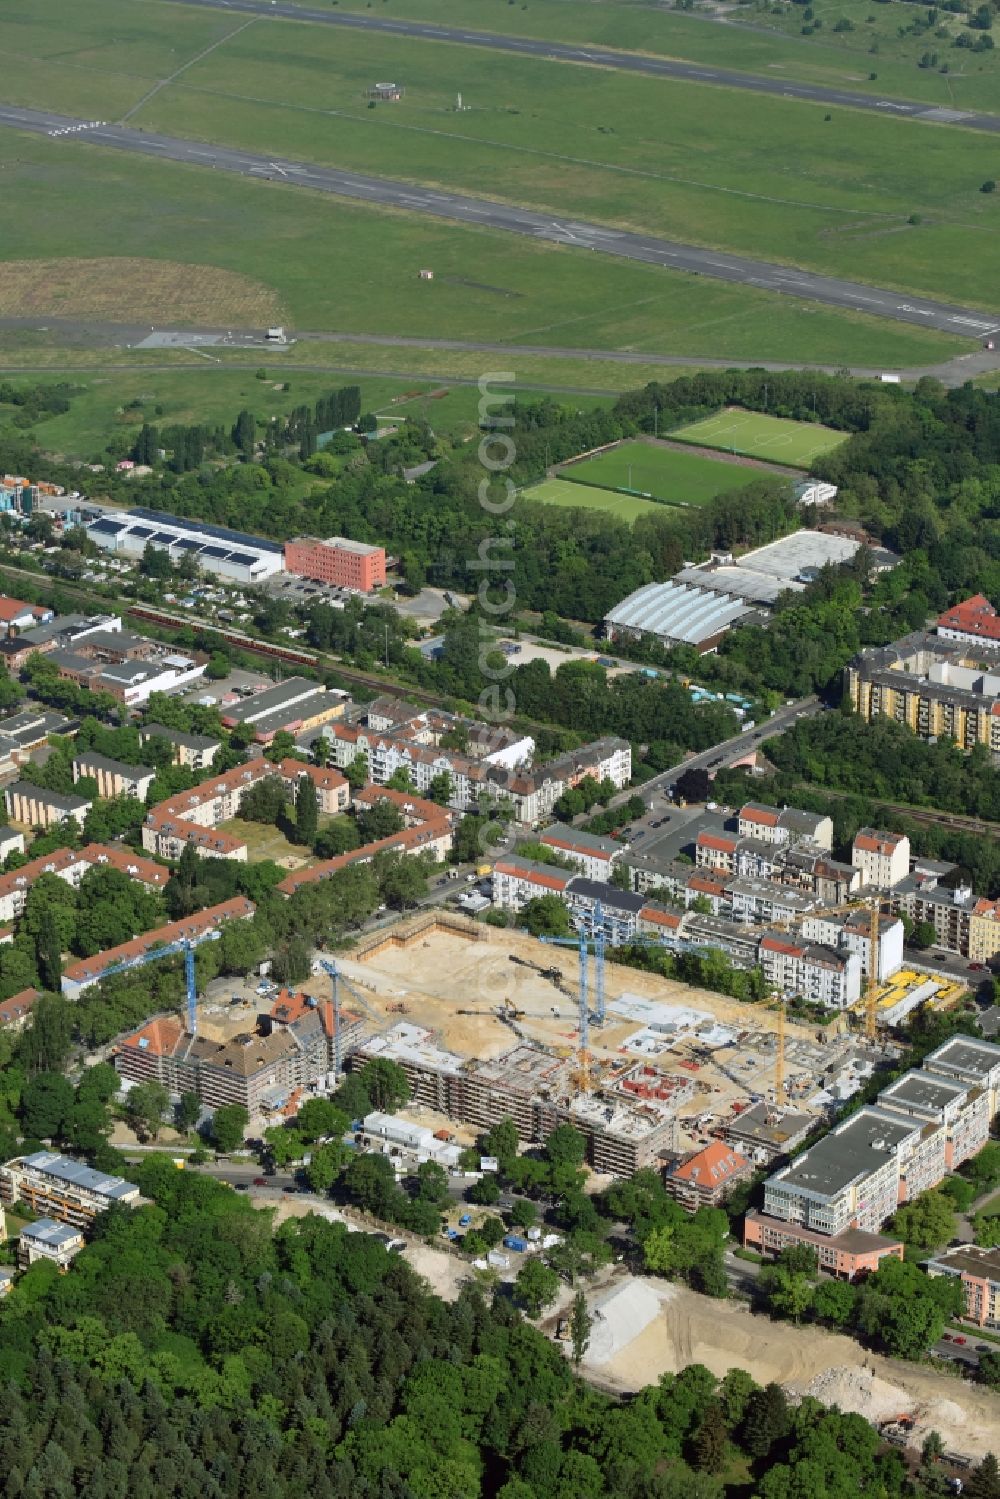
[753,893,887,1044]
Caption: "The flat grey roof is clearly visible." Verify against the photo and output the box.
[222,677,318,724]
[19,1150,137,1201]
[777,1108,914,1201]
[567,876,646,914]
[879,1072,967,1113]
[925,1036,1000,1079]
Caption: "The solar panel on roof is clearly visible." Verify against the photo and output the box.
[226,552,255,566]
[129,507,283,555]
[89,518,126,535]
[150,531,178,544]
[174,537,202,551]
[128,525,154,540]
[200,545,229,560]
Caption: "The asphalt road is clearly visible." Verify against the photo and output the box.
[163,0,1000,139]
[600,696,822,816]
[2,102,998,340]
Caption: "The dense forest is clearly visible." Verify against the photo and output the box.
[0,1159,990,1499]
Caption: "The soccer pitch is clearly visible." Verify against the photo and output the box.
[522,477,665,522]
[669,409,849,467]
[562,440,758,507]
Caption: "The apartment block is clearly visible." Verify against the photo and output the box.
[877,1070,990,1171]
[737,802,833,851]
[936,594,1000,648]
[0,1152,139,1227]
[852,828,911,891]
[352,1026,686,1176]
[926,1245,1000,1329]
[61,896,255,999]
[5,781,91,831]
[285,536,386,593]
[799,910,904,982]
[493,856,575,911]
[921,1035,1000,1117]
[73,751,157,802]
[845,631,1000,754]
[666,1140,752,1212]
[0,841,166,926]
[139,723,221,771]
[538,825,621,881]
[759,931,862,1010]
[17,1218,85,1270]
[969,898,1000,964]
[116,989,366,1113]
[761,1106,920,1237]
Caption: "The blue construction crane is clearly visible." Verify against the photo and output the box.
[318,957,387,1079]
[96,931,220,1036]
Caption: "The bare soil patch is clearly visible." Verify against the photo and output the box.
[0,257,283,325]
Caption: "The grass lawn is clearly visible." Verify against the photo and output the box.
[0,131,968,368]
[563,440,760,505]
[2,1,1000,313]
[318,0,1000,112]
[522,476,666,522]
[669,409,849,467]
[11,366,614,459]
[221,818,314,868]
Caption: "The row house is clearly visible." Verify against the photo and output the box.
[737,802,833,851]
[0,842,166,926]
[72,751,157,802]
[852,828,911,890]
[492,855,575,911]
[758,931,862,1010]
[276,818,454,897]
[61,896,255,999]
[799,909,904,982]
[539,825,621,881]
[142,760,274,860]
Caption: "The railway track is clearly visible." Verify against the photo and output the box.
[786,781,1000,840]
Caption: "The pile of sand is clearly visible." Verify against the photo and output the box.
[801,1365,915,1425]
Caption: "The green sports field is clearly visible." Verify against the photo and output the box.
[561,440,758,507]
[522,477,665,522]
[669,410,850,468]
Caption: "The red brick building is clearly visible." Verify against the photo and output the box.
[285,536,386,592]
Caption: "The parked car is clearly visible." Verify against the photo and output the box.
[252,1176,268,1186]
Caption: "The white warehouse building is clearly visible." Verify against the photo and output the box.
[86,507,285,584]
[604,581,757,652]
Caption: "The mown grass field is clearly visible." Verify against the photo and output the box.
[14,369,610,458]
[669,409,850,466]
[522,477,667,521]
[292,0,1000,110]
[0,130,968,368]
[563,440,758,505]
[2,0,1000,313]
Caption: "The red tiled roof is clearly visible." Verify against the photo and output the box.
[0,987,40,1026]
[697,831,738,853]
[121,1015,185,1057]
[62,896,255,984]
[937,594,1000,642]
[670,1139,750,1185]
[640,906,682,929]
[761,934,806,957]
[740,803,780,827]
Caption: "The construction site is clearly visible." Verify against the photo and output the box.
[319,912,884,1172]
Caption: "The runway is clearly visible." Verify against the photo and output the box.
[2,102,997,339]
[162,0,1000,138]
